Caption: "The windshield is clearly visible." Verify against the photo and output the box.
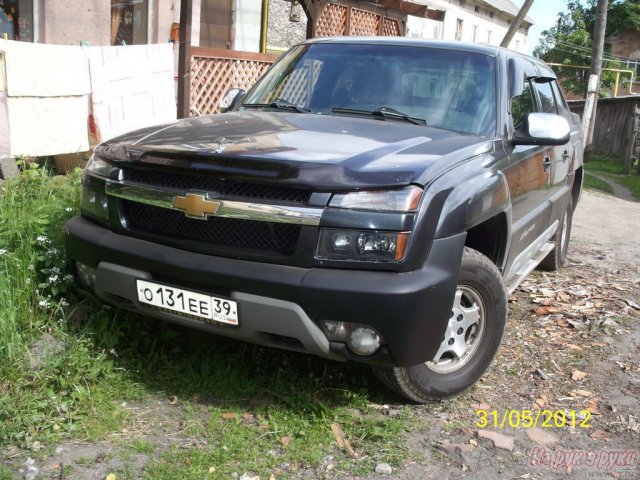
[241,43,497,136]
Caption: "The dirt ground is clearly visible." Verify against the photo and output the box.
[5,190,640,479]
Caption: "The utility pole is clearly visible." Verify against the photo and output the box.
[177,0,193,119]
[500,0,535,48]
[582,0,609,157]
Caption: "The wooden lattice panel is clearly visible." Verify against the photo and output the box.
[279,68,310,105]
[276,61,323,106]
[190,55,274,115]
[382,17,401,37]
[349,9,381,36]
[316,3,348,37]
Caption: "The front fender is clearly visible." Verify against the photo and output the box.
[427,155,511,239]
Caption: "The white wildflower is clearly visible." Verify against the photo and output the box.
[48,275,59,284]
[28,264,35,271]
[65,207,73,213]
[38,300,49,308]
[36,235,47,243]
[0,248,7,255]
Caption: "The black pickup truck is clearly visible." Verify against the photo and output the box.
[65,38,583,402]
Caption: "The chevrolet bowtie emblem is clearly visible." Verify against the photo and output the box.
[172,193,221,219]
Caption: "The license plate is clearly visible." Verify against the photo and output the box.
[136,279,238,326]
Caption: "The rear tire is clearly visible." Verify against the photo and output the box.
[373,247,507,403]
[539,196,574,271]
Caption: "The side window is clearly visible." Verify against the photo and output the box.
[533,80,558,114]
[511,79,534,129]
[550,80,572,118]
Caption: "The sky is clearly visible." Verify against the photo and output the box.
[523,0,568,54]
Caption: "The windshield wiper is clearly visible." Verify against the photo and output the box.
[332,106,426,125]
[242,98,310,113]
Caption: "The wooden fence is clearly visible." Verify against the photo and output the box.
[314,3,402,37]
[190,48,279,116]
[569,96,640,171]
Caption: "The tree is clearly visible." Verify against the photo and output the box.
[533,0,639,96]
[608,0,640,33]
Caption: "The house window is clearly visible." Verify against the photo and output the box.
[475,6,480,13]
[0,0,34,41]
[200,0,233,49]
[455,19,463,41]
[111,0,148,46]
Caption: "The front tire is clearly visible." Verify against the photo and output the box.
[373,248,507,403]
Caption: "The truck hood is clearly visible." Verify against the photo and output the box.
[96,111,493,190]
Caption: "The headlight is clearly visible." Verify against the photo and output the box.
[86,154,118,178]
[316,228,409,262]
[81,188,110,221]
[329,185,422,212]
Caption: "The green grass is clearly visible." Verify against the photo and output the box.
[583,172,614,194]
[0,164,415,478]
[616,175,640,200]
[584,153,626,175]
[584,152,640,200]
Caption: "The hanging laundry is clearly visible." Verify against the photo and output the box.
[0,39,91,156]
[88,43,176,143]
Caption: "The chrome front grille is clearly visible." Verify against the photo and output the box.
[122,200,302,254]
[122,166,311,204]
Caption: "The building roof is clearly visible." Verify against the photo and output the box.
[481,0,534,25]
[408,0,533,26]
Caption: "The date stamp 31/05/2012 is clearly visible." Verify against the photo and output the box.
[476,409,592,429]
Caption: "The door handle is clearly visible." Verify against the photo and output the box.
[543,156,551,172]
[562,150,570,163]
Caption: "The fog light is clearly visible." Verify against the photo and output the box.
[76,262,96,289]
[347,327,381,356]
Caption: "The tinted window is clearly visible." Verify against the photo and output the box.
[511,79,534,129]
[242,44,497,136]
[534,80,558,114]
[550,80,571,118]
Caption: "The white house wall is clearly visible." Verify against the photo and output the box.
[407,0,528,53]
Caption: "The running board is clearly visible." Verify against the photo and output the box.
[505,241,555,294]
[503,220,558,295]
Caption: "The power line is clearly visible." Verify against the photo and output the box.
[541,36,640,66]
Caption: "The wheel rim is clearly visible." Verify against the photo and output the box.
[426,285,486,374]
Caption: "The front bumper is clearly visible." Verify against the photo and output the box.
[65,216,465,366]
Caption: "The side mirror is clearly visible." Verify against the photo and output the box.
[219,88,246,113]
[513,112,571,146]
